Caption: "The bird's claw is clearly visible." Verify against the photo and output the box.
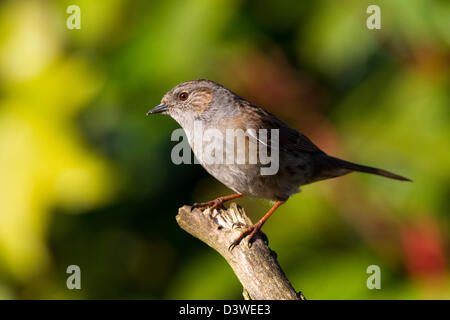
[228,241,238,251]
[228,224,266,251]
[231,222,246,229]
[228,232,247,251]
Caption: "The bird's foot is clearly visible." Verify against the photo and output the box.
[193,193,244,211]
[192,198,224,211]
[228,222,267,251]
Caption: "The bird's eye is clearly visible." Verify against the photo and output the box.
[179,92,189,101]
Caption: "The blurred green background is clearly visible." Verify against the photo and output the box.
[0,0,448,299]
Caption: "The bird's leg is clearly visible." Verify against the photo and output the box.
[192,193,244,210]
[229,201,284,251]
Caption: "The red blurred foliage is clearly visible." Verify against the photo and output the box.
[401,218,447,281]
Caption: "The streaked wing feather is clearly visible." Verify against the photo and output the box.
[235,101,323,154]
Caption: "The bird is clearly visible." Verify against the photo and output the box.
[147,79,411,250]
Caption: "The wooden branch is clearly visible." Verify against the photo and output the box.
[176,203,305,300]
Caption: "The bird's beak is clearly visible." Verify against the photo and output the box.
[146,104,169,115]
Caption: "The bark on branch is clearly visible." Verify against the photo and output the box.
[176,203,305,300]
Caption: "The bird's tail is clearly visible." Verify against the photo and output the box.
[327,156,412,182]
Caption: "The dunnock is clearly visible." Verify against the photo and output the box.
[147,79,410,249]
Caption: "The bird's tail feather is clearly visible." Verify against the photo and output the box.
[328,156,412,182]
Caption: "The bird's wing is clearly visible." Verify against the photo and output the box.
[233,101,323,154]
[278,124,323,154]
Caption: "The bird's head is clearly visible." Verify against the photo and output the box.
[147,79,239,130]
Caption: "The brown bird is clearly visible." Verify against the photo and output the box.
[147,79,410,249]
